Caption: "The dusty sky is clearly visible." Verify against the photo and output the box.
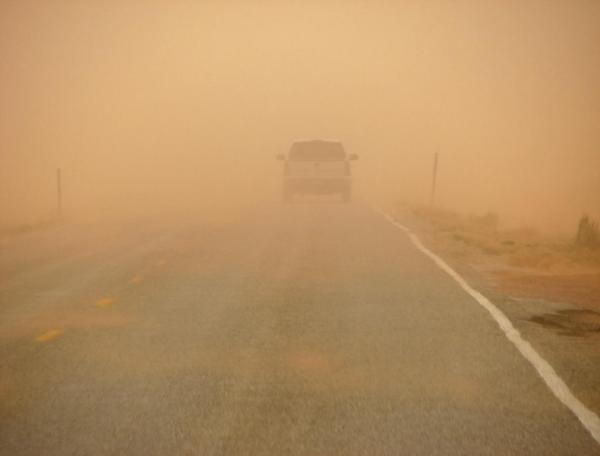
[1,0,599,232]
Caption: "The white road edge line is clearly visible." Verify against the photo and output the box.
[377,209,600,444]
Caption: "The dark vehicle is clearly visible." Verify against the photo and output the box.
[277,140,358,203]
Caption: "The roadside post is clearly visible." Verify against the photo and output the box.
[56,168,63,220]
[430,152,439,206]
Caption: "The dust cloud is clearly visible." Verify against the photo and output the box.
[1,1,599,233]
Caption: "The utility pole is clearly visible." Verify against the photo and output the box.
[56,168,63,220]
[430,152,439,206]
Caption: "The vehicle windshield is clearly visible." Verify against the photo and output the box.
[289,142,346,161]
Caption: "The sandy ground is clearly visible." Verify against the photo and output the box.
[405,205,600,316]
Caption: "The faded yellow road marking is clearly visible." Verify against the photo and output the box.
[35,329,62,342]
[287,351,332,375]
[96,297,116,308]
[130,274,145,285]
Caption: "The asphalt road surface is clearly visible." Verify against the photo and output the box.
[1,203,599,455]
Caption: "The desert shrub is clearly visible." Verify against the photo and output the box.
[470,212,499,231]
[503,227,540,243]
[0,219,57,238]
[412,206,462,230]
[575,214,599,249]
[480,244,502,256]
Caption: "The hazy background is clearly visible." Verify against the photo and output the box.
[1,0,599,232]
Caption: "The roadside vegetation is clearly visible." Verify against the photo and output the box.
[0,218,60,240]
[408,206,600,272]
[575,214,599,249]
[405,205,600,311]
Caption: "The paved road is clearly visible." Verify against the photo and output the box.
[0,203,598,455]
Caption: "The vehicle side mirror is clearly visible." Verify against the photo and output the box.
[349,153,358,161]
[276,154,285,160]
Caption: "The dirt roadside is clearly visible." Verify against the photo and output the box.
[400,205,600,324]
[393,204,600,414]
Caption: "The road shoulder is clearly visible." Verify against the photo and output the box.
[390,206,600,442]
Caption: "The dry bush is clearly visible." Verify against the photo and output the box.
[575,214,599,249]
[467,212,499,232]
[410,205,600,273]
[411,206,462,230]
[0,219,58,238]
[501,227,540,244]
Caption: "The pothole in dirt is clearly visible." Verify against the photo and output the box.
[529,309,600,336]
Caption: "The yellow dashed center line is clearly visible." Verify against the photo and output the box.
[130,274,145,285]
[96,297,116,308]
[35,329,62,343]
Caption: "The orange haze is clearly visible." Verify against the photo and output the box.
[1,1,599,232]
